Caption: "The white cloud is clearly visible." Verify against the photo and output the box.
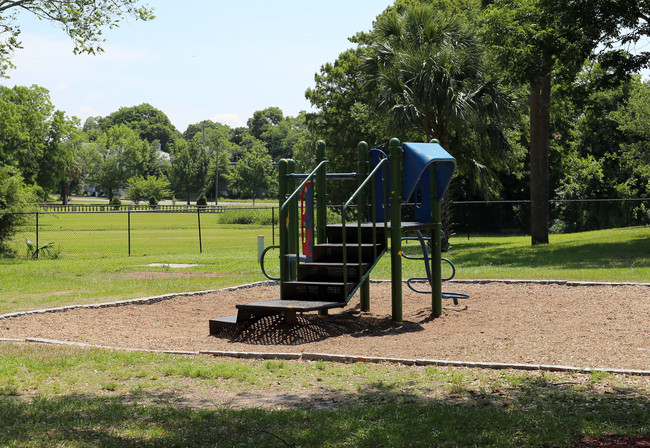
[211,113,245,128]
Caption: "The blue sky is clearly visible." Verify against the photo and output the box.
[5,1,394,132]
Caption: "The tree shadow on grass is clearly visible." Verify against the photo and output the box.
[0,376,648,447]
[452,237,650,271]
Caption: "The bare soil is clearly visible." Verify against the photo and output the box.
[1,281,649,371]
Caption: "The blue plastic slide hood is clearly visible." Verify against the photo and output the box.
[371,142,456,223]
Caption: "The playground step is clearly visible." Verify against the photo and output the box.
[326,223,387,244]
[208,315,238,333]
[281,281,355,301]
[312,243,378,263]
[236,299,346,313]
[297,262,370,282]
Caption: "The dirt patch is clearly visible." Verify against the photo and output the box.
[1,282,648,371]
[125,271,233,279]
[576,435,650,447]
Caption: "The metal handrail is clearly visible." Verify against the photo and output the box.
[341,157,389,299]
[279,159,328,280]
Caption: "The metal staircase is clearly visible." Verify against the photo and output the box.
[208,224,386,334]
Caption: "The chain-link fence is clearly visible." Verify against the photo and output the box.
[3,199,648,258]
[5,207,279,259]
[454,198,650,237]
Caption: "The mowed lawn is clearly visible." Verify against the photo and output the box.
[1,213,649,314]
[1,219,649,447]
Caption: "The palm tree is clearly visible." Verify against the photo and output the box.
[362,5,516,199]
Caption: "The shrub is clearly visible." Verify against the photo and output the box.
[196,194,208,208]
[110,195,122,209]
[218,209,277,225]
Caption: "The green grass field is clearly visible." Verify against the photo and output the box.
[1,219,648,447]
[2,214,648,313]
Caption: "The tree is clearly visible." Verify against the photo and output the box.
[0,166,35,255]
[306,48,392,176]
[0,85,78,196]
[168,138,212,204]
[126,175,170,206]
[102,104,180,153]
[362,5,516,199]
[0,0,154,77]
[482,0,650,244]
[92,124,151,200]
[230,144,276,205]
[183,120,235,199]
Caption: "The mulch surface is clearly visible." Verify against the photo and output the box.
[1,281,649,371]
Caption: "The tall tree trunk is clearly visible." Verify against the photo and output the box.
[529,68,551,245]
[61,180,69,206]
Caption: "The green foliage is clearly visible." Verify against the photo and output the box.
[306,48,390,175]
[0,0,154,78]
[169,138,212,204]
[230,144,276,204]
[0,166,34,255]
[100,103,180,153]
[109,195,121,207]
[196,193,207,207]
[126,175,171,205]
[25,240,61,259]
[91,124,152,200]
[218,209,276,225]
[362,5,516,199]
[0,85,78,193]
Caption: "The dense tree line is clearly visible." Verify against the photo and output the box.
[305,0,650,244]
[0,92,312,206]
[1,0,649,255]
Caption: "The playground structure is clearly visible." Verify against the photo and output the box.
[209,138,459,334]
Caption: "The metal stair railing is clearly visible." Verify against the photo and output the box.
[341,156,389,301]
[279,159,327,282]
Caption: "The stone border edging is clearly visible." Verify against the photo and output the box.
[1,337,648,376]
[0,280,278,320]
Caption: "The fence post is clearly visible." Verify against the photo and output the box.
[128,210,131,256]
[35,211,39,259]
[197,208,203,253]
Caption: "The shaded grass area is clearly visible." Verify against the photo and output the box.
[0,344,648,447]
[396,226,650,283]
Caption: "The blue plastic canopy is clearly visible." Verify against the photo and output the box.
[371,142,456,223]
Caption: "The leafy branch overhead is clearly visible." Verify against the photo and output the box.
[0,0,154,76]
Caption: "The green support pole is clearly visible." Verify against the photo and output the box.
[357,141,370,312]
[315,140,327,244]
[431,163,442,318]
[389,138,403,324]
[278,159,289,283]
[287,159,298,281]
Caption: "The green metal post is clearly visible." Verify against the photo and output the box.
[278,159,289,282]
[315,140,327,244]
[389,138,403,323]
[287,159,298,280]
[431,163,442,317]
[357,141,370,312]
